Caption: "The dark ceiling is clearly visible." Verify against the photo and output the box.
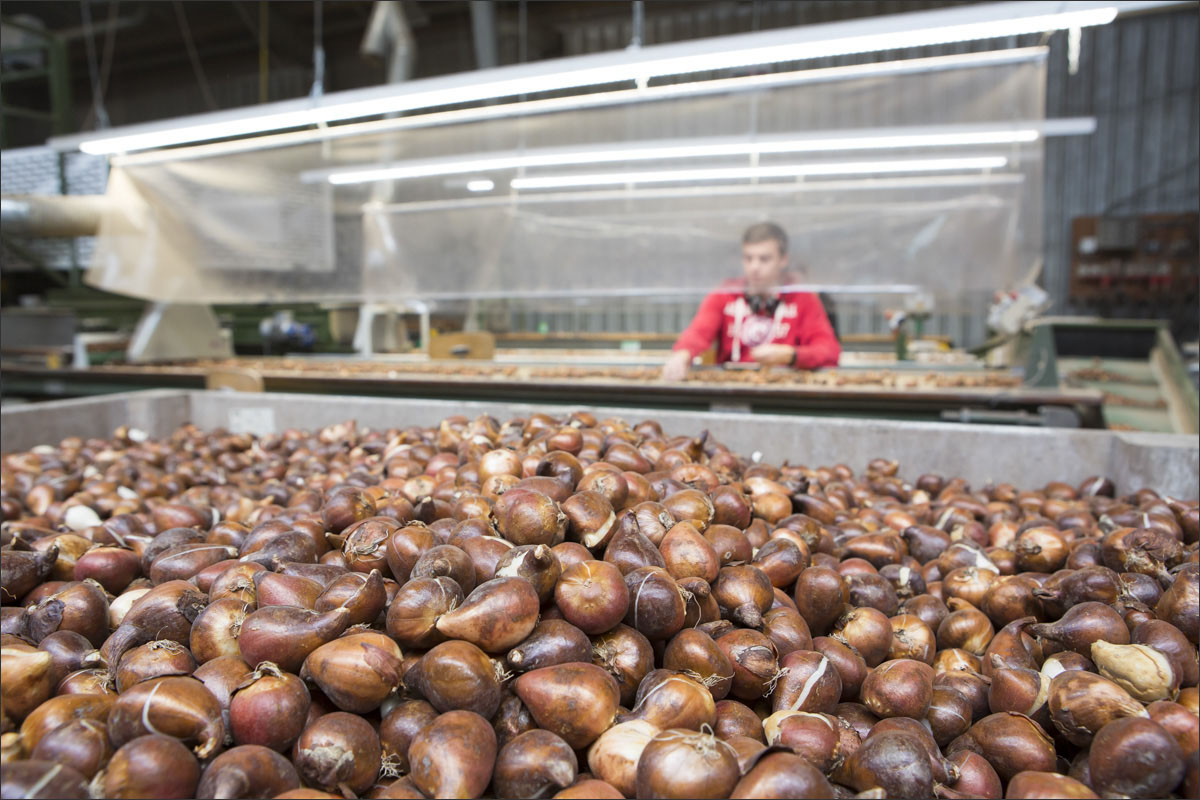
[0,1,976,148]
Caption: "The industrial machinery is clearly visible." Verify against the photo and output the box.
[1024,317,1198,434]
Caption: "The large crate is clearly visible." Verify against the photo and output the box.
[2,389,1196,498]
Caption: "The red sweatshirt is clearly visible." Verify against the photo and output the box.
[672,279,841,369]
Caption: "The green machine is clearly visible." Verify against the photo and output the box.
[1023,317,1198,433]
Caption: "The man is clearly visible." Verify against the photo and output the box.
[661,222,841,380]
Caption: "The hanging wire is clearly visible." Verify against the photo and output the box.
[309,0,325,100]
[79,0,112,128]
[309,0,330,157]
[97,1,120,103]
[173,0,219,110]
[629,1,646,89]
[82,0,122,130]
[258,0,269,103]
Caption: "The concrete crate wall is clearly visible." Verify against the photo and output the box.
[2,390,1196,498]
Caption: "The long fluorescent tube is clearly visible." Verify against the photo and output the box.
[62,2,1134,155]
[508,157,1009,190]
[111,48,1051,167]
[320,129,1035,185]
[366,173,1026,215]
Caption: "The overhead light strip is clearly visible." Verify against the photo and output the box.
[363,173,1027,214]
[320,129,1033,185]
[111,48,1051,166]
[60,2,1129,155]
[507,157,1010,190]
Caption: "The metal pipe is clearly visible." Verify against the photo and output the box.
[0,195,108,237]
[360,1,415,83]
[469,1,498,70]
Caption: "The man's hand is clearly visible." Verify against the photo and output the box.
[661,350,692,381]
[750,344,796,366]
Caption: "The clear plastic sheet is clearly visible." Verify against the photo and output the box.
[87,51,1045,311]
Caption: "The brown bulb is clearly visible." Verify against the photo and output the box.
[662,628,734,701]
[513,663,620,749]
[494,729,577,799]
[762,710,842,773]
[1047,669,1148,747]
[197,744,301,799]
[793,566,848,636]
[946,711,1057,783]
[731,751,835,799]
[833,607,892,667]
[1031,601,1130,656]
[716,628,781,702]
[834,731,933,799]
[403,640,501,718]
[435,576,540,653]
[713,700,764,742]
[507,619,593,674]
[772,650,842,714]
[887,613,936,664]
[712,565,774,630]
[622,670,715,731]
[108,676,225,758]
[937,603,995,655]
[927,685,973,747]
[300,631,402,714]
[636,728,740,800]
[593,624,655,707]
[861,659,934,719]
[293,712,382,796]
[1088,716,1186,799]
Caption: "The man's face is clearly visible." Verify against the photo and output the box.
[742,239,788,294]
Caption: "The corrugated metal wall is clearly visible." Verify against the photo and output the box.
[1043,8,1199,317]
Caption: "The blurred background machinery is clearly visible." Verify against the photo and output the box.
[1,1,1197,430]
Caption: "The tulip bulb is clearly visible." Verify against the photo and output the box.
[1047,669,1149,746]
[587,720,659,798]
[300,631,402,714]
[1091,640,1181,702]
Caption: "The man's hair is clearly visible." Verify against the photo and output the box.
[742,222,788,254]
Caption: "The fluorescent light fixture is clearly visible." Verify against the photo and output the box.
[366,173,1026,215]
[62,1,1137,155]
[319,127,1035,186]
[110,48,1051,166]
[508,157,1008,190]
[466,179,495,192]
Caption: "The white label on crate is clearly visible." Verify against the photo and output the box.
[229,407,276,436]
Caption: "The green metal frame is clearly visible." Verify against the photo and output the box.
[1025,318,1197,433]
[1156,326,1200,429]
